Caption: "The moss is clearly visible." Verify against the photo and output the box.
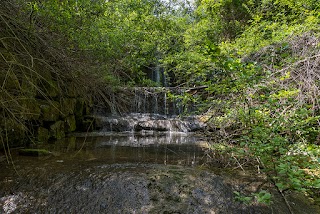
[40,100,60,122]
[19,149,52,156]
[21,98,41,120]
[60,98,77,117]
[38,79,59,98]
[50,120,65,140]
[65,115,76,132]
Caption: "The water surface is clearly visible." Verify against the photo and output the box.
[0,132,319,213]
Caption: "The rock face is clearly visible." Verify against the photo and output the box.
[0,89,93,148]
[0,164,271,214]
[93,113,206,133]
[2,162,317,214]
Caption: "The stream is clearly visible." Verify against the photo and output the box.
[0,113,320,213]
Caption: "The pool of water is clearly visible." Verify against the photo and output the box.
[0,132,319,213]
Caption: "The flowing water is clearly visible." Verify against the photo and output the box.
[0,114,319,213]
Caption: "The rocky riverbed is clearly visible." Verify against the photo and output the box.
[1,132,319,213]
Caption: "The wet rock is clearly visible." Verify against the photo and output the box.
[93,113,206,133]
[0,164,278,214]
[135,120,173,131]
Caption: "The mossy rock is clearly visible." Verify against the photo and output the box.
[60,98,77,117]
[40,100,61,122]
[21,98,41,120]
[37,79,60,98]
[37,127,49,143]
[50,120,65,140]
[19,149,52,156]
[65,115,76,132]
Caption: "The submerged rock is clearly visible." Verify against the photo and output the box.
[18,149,52,156]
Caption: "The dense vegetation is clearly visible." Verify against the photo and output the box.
[2,0,320,205]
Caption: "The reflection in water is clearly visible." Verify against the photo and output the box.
[1,132,319,214]
[45,132,209,166]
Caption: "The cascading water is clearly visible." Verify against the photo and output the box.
[101,87,187,116]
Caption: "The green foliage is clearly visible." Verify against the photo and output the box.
[234,190,272,205]
[195,0,252,41]
[30,0,192,85]
[220,0,320,56]
[8,0,320,200]
[234,191,253,204]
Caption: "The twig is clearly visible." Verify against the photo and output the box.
[278,54,320,73]
[278,187,294,214]
[232,154,245,172]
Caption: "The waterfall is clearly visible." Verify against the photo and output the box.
[97,86,196,116]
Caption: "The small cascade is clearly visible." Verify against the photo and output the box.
[164,92,168,115]
[122,87,186,115]
[94,113,205,133]
[153,93,158,114]
[93,86,205,135]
